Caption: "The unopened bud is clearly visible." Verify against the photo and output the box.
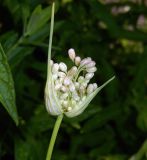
[68,66,78,77]
[81,82,88,88]
[80,57,92,66]
[63,100,68,107]
[59,62,67,72]
[61,86,67,92]
[86,67,97,73]
[79,85,85,94]
[93,83,98,90]
[69,83,75,92]
[52,74,58,80]
[64,77,71,86]
[85,73,94,80]
[58,72,66,78]
[55,83,62,90]
[52,63,59,73]
[75,56,81,66]
[68,48,76,61]
[87,84,94,94]
[86,61,96,68]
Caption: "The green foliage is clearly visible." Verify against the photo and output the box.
[0,44,18,125]
[0,0,147,159]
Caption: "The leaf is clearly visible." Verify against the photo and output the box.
[25,5,51,36]
[0,44,19,125]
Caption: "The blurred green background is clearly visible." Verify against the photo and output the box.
[0,0,147,159]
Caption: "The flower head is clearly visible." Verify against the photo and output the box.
[45,48,115,117]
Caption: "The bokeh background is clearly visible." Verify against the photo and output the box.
[0,0,147,159]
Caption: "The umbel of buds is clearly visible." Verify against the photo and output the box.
[45,48,115,117]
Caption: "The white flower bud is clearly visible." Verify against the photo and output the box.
[58,72,66,78]
[61,86,67,92]
[52,74,58,80]
[69,83,75,92]
[79,85,86,94]
[81,82,88,88]
[63,100,68,107]
[75,56,81,66]
[64,76,71,86]
[87,84,94,95]
[93,83,98,90]
[67,66,78,77]
[68,48,76,61]
[86,61,96,68]
[52,63,59,73]
[85,73,94,80]
[59,62,67,72]
[86,67,97,73]
[55,83,62,90]
[72,91,80,101]
[80,57,92,66]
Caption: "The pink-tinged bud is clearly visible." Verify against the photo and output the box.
[80,57,92,66]
[52,63,59,73]
[86,61,96,68]
[64,76,71,86]
[59,62,67,72]
[75,56,81,66]
[85,73,94,80]
[86,67,97,73]
[68,48,76,61]
[69,83,75,92]
[87,84,94,94]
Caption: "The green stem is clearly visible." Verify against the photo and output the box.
[46,114,63,160]
[47,2,55,73]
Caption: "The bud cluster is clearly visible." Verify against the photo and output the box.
[50,48,98,113]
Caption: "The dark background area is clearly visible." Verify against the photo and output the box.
[0,0,147,159]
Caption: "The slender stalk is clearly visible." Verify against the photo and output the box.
[46,114,63,160]
[46,3,63,160]
[47,2,55,73]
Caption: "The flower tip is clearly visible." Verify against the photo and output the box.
[68,48,76,61]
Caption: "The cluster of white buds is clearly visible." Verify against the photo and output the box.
[45,48,115,117]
